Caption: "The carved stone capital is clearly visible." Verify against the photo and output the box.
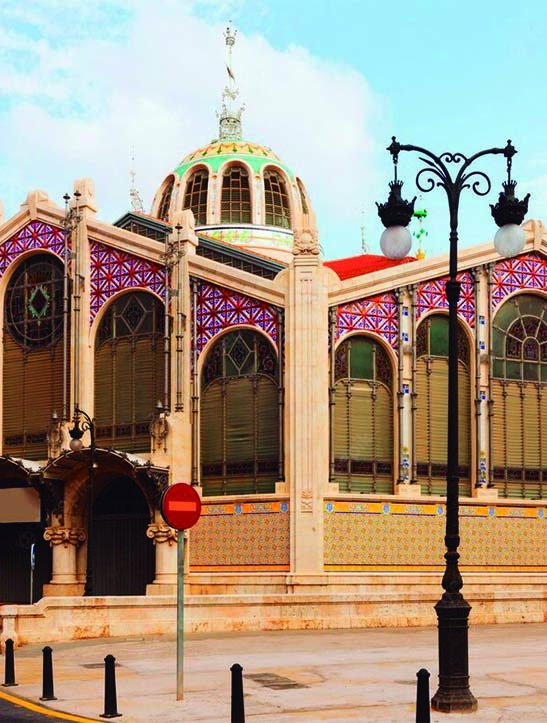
[293,228,320,256]
[146,523,178,545]
[44,527,86,548]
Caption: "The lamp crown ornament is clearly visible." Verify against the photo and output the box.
[490,179,530,227]
[376,179,416,229]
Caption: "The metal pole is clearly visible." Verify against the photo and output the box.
[176,530,184,700]
[85,415,95,597]
[30,543,35,604]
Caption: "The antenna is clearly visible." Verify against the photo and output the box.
[129,148,145,213]
[360,208,369,254]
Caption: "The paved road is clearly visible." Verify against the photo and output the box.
[0,693,94,722]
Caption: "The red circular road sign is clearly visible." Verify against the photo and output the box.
[160,483,202,530]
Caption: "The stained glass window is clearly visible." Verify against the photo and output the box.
[221,166,251,223]
[264,169,291,229]
[183,169,209,226]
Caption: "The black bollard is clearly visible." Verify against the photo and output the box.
[231,663,245,723]
[2,639,17,687]
[40,646,57,701]
[416,668,431,723]
[100,654,121,719]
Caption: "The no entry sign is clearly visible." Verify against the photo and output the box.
[160,483,202,530]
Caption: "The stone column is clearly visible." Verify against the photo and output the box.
[43,527,86,596]
[396,287,417,495]
[285,219,330,586]
[146,523,178,595]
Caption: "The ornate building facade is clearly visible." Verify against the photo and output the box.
[1,33,546,644]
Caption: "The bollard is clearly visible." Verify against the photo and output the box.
[416,668,431,723]
[231,663,245,723]
[2,638,17,687]
[40,646,57,701]
[100,654,121,719]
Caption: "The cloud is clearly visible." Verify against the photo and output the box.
[0,1,380,256]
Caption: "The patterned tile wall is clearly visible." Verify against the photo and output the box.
[416,271,476,327]
[190,501,290,569]
[193,279,280,357]
[0,221,66,275]
[324,501,546,568]
[336,292,399,349]
[492,252,547,308]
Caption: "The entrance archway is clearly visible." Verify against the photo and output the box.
[91,475,154,595]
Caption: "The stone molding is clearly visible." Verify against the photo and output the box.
[293,228,319,256]
[43,527,86,548]
[146,523,178,545]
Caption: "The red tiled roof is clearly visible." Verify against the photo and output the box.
[324,253,416,280]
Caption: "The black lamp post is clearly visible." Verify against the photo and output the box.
[377,138,529,713]
[68,407,96,597]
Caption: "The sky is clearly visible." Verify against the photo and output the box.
[0,0,546,260]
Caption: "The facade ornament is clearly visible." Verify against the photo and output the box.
[44,527,86,548]
[300,489,313,512]
[146,523,178,545]
[293,228,320,256]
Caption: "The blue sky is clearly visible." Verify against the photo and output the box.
[1,0,546,260]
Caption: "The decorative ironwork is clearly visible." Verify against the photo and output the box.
[89,240,166,321]
[336,293,399,349]
[194,280,279,357]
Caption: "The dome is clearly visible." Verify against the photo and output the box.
[150,28,313,264]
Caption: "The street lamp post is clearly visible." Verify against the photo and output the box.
[377,138,529,713]
[68,407,96,597]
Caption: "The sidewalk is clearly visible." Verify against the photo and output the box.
[6,622,547,721]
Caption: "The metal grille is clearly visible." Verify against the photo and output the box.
[184,169,209,225]
[221,166,251,223]
[264,170,291,229]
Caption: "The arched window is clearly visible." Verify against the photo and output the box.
[264,169,291,228]
[221,165,251,223]
[491,293,547,499]
[200,329,279,496]
[297,178,309,215]
[3,253,69,459]
[157,176,174,221]
[415,315,471,496]
[333,336,393,493]
[183,169,209,225]
[94,291,165,453]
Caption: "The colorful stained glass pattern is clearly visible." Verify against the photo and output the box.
[416,271,475,327]
[492,253,547,308]
[90,241,166,321]
[0,221,66,275]
[194,280,279,356]
[336,292,398,349]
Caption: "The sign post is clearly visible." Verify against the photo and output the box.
[160,483,202,702]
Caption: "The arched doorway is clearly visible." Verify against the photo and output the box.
[91,475,154,595]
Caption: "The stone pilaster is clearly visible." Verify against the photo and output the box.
[146,523,178,595]
[286,221,329,582]
[43,526,86,596]
[395,287,417,496]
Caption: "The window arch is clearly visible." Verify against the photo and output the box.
[200,329,279,496]
[157,176,174,222]
[264,169,291,228]
[297,178,309,215]
[94,291,165,453]
[415,315,471,496]
[221,165,251,223]
[3,253,69,459]
[491,293,547,499]
[333,336,393,493]
[183,169,209,225]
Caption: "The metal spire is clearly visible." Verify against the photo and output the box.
[129,149,145,213]
[217,24,245,141]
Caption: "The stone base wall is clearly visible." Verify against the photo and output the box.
[2,572,547,649]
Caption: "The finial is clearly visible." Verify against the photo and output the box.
[413,199,428,260]
[129,149,145,213]
[217,23,244,142]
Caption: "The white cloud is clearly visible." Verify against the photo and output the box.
[0,1,381,257]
